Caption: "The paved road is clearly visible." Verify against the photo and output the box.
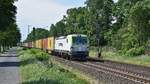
[0,48,20,84]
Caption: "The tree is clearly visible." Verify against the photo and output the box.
[49,24,57,37]
[0,0,21,52]
[112,0,150,56]
[129,0,150,46]
[112,0,143,33]
[26,28,49,42]
[49,21,66,37]
[0,0,17,31]
[54,20,66,36]
[86,0,114,46]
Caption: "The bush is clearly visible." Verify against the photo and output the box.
[145,40,150,55]
[30,49,38,55]
[126,46,144,56]
[35,52,49,61]
[27,49,49,61]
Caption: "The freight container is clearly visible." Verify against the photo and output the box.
[47,37,55,53]
[28,42,32,48]
[23,43,28,48]
[42,38,48,50]
[36,40,41,49]
[35,40,39,48]
[32,41,36,48]
[38,39,42,49]
[32,41,34,48]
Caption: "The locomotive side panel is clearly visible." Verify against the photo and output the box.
[54,36,71,54]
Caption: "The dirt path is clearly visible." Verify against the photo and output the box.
[0,47,20,84]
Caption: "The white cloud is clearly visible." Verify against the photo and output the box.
[15,0,85,41]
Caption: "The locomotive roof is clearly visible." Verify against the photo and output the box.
[55,34,87,40]
[68,34,87,37]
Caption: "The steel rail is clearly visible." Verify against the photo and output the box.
[83,62,150,84]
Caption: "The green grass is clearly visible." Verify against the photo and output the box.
[53,61,97,84]
[102,51,150,67]
[19,49,89,84]
[89,50,97,58]
[89,48,150,67]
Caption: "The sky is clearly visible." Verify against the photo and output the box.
[15,0,118,41]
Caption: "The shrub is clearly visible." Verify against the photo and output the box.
[26,49,49,61]
[126,46,144,56]
[145,40,150,55]
[30,49,38,55]
[35,51,49,61]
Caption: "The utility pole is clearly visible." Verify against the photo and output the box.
[27,25,31,44]
[95,10,101,58]
[33,27,36,48]
[73,23,78,34]
[28,25,31,35]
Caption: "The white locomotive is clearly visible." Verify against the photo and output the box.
[54,34,89,59]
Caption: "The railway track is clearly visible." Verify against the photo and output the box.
[89,61,150,78]
[83,62,150,84]
[52,56,150,84]
[102,60,150,76]
[87,58,150,78]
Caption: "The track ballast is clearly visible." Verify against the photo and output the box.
[52,56,150,84]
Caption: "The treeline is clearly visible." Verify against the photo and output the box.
[26,28,49,42]
[0,0,21,52]
[26,0,150,56]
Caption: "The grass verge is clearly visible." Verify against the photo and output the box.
[52,60,98,84]
[89,49,150,67]
[19,49,89,84]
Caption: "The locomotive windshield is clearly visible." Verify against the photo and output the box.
[72,36,87,45]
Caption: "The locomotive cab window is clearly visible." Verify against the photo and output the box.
[66,39,68,43]
[72,36,87,45]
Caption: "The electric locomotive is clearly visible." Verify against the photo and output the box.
[54,34,89,59]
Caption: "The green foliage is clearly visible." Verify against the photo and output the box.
[111,0,150,56]
[129,0,150,45]
[125,46,144,56]
[48,0,114,46]
[145,40,150,54]
[0,0,17,31]
[26,28,49,42]
[26,49,49,61]
[35,51,49,61]
[19,49,89,84]
[112,0,143,31]
[86,0,114,46]
[49,20,66,37]
[0,0,21,52]
[102,50,150,67]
